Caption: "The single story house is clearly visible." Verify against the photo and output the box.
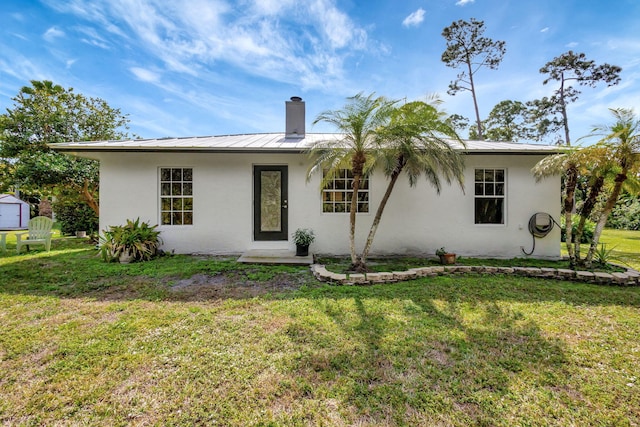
[0,194,30,229]
[51,97,561,258]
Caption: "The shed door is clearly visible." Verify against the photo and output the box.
[254,166,288,241]
[0,204,20,228]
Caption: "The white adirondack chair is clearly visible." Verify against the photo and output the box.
[15,216,54,253]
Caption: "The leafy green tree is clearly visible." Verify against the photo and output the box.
[445,113,470,136]
[307,93,396,267]
[358,99,466,269]
[607,194,640,230]
[0,161,14,193]
[525,97,565,144]
[0,80,130,214]
[441,18,506,141]
[534,51,621,146]
[482,100,531,142]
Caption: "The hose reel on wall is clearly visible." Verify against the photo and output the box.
[521,212,560,256]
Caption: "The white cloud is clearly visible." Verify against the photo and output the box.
[75,26,111,49]
[130,67,161,83]
[43,26,65,42]
[250,0,296,15]
[80,38,110,49]
[44,0,372,91]
[402,8,425,28]
[0,54,50,81]
[566,41,579,48]
[540,27,549,33]
[308,0,367,50]
[11,32,29,41]
[65,59,77,69]
[455,0,475,6]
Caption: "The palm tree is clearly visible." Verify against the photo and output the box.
[585,108,640,264]
[358,99,466,268]
[532,150,579,263]
[307,93,396,267]
[572,145,615,261]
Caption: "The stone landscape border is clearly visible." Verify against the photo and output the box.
[311,264,640,286]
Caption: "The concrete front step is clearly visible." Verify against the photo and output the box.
[237,249,313,265]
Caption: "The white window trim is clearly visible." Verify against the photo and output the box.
[158,167,194,227]
[473,167,507,226]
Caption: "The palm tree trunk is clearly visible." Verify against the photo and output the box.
[585,172,627,264]
[564,164,578,264]
[349,174,360,266]
[359,167,402,266]
[574,175,604,262]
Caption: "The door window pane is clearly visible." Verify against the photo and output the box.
[260,171,282,232]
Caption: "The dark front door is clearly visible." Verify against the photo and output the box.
[254,165,288,241]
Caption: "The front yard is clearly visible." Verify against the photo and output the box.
[0,232,639,426]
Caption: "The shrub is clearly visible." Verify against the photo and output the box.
[607,196,640,230]
[53,199,99,235]
[560,214,594,243]
[99,218,162,263]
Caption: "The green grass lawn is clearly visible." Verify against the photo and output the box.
[0,231,639,426]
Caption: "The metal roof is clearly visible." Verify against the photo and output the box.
[50,133,561,154]
[0,194,28,204]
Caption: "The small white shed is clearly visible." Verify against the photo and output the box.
[0,194,30,229]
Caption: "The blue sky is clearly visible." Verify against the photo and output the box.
[1,0,638,142]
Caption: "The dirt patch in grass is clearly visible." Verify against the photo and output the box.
[167,272,307,301]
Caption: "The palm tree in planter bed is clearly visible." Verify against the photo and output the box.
[358,98,466,269]
[307,93,396,269]
[308,95,466,273]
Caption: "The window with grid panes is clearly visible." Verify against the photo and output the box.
[474,168,505,224]
[322,169,369,213]
[160,168,193,225]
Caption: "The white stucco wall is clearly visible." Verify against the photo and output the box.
[95,151,561,258]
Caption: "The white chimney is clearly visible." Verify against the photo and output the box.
[285,96,305,138]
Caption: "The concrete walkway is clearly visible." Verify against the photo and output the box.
[237,249,313,265]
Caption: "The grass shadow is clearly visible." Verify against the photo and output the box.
[283,284,570,424]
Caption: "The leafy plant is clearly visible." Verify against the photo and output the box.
[560,214,594,243]
[292,228,315,246]
[52,198,99,235]
[435,247,447,256]
[99,218,162,262]
[594,243,617,267]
